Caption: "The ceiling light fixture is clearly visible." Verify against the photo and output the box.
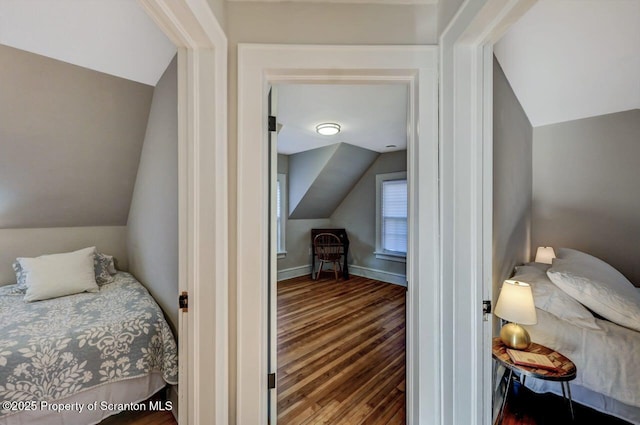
[316,123,341,136]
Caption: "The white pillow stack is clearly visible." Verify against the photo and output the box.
[18,246,99,302]
[512,264,600,330]
[547,248,640,332]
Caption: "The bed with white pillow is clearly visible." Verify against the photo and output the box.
[511,248,640,424]
[0,247,178,425]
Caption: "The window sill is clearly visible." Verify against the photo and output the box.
[374,251,406,263]
[277,251,287,259]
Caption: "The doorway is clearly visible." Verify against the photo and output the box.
[236,44,439,424]
[270,83,409,423]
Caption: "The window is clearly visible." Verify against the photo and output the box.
[276,173,287,257]
[375,172,407,262]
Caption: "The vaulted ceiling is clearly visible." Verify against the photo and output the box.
[495,0,640,127]
[0,0,175,86]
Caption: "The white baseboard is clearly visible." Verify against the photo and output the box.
[278,263,406,286]
[348,265,407,286]
[277,264,312,281]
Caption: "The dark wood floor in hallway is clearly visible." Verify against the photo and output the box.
[277,275,406,425]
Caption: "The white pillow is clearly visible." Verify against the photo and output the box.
[512,264,600,330]
[18,247,99,302]
[547,250,640,332]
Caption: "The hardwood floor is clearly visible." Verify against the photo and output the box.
[98,390,177,425]
[277,275,406,425]
[500,380,632,425]
[99,409,176,425]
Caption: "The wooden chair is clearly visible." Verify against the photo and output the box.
[313,233,343,281]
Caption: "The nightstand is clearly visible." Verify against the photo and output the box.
[492,337,577,424]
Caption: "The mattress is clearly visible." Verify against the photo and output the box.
[524,308,640,424]
[0,272,178,423]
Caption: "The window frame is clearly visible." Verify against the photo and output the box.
[375,171,407,262]
[276,173,287,258]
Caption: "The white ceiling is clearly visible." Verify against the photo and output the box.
[276,84,408,155]
[0,0,176,86]
[494,0,640,127]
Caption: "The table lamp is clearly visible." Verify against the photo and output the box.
[494,279,537,349]
[535,246,556,264]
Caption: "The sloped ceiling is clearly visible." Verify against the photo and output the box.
[0,45,153,228]
[288,143,380,219]
[0,0,175,86]
[494,0,640,127]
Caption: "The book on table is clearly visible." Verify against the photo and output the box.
[506,348,558,371]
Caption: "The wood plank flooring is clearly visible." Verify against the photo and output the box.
[99,409,176,425]
[277,275,406,425]
[98,389,177,425]
[500,380,632,425]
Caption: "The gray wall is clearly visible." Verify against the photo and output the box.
[277,154,332,271]
[127,57,179,330]
[0,45,152,228]
[277,150,407,277]
[279,218,332,271]
[206,0,226,31]
[437,0,465,35]
[492,57,533,307]
[0,226,128,285]
[331,151,407,276]
[532,109,640,286]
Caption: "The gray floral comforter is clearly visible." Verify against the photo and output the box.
[0,272,178,416]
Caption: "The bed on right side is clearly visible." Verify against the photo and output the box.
[510,248,640,424]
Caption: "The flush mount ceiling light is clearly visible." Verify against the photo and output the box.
[315,122,341,136]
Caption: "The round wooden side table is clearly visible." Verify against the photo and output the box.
[492,337,577,424]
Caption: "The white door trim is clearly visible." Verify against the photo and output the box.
[439,0,536,424]
[236,44,439,425]
[138,1,228,424]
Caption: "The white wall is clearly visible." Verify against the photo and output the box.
[0,226,128,285]
[226,8,439,422]
[532,109,640,286]
[127,57,179,330]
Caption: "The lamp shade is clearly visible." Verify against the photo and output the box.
[535,246,556,264]
[494,280,537,325]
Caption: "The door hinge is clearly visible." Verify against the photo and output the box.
[179,291,188,312]
[267,373,276,389]
[268,115,277,132]
[482,299,491,321]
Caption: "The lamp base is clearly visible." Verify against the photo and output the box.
[500,323,531,350]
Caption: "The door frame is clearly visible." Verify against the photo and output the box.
[236,44,439,424]
[138,1,228,424]
[439,0,536,424]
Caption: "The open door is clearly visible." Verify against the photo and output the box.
[267,87,278,424]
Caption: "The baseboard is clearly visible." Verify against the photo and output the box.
[168,384,178,421]
[277,264,311,281]
[349,265,406,286]
[278,264,406,286]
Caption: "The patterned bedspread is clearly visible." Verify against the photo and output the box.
[0,272,178,417]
